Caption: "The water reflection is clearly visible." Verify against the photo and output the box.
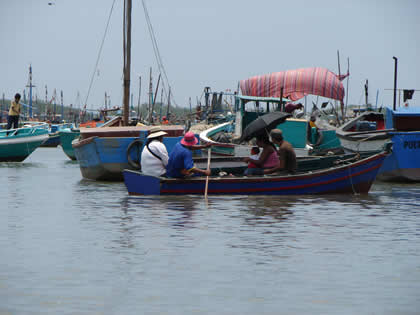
[122,195,201,229]
[63,160,79,167]
[0,162,44,169]
[241,196,295,225]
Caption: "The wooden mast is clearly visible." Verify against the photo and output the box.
[123,0,132,126]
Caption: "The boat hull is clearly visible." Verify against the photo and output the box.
[40,132,61,147]
[72,125,185,181]
[123,152,387,195]
[73,136,140,181]
[337,135,388,152]
[59,129,80,160]
[0,129,49,162]
[377,132,420,182]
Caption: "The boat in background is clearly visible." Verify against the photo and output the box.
[378,107,420,181]
[200,95,342,157]
[323,105,420,182]
[40,122,75,147]
[0,122,49,162]
[59,127,80,160]
[123,150,388,196]
[72,125,185,181]
[330,109,390,152]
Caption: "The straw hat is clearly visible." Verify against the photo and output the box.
[180,131,198,146]
[147,126,168,139]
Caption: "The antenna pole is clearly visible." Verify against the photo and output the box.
[137,76,141,120]
[393,56,398,110]
[61,90,64,122]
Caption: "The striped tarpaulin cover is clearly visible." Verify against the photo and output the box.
[240,67,346,103]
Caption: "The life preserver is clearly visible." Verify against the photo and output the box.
[126,139,143,169]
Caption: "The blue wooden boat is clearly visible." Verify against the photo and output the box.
[0,122,49,162]
[72,125,185,181]
[40,123,75,147]
[377,107,420,181]
[123,151,388,195]
[333,106,420,182]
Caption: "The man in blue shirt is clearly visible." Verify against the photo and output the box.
[166,132,211,178]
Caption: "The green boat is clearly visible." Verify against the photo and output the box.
[59,128,80,160]
[0,123,49,162]
[199,95,342,157]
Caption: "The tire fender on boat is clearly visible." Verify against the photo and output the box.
[126,139,143,170]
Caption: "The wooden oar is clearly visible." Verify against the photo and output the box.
[204,148,211,199]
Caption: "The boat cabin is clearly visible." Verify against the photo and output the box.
[234,95,339,151]
[385,107,420,131]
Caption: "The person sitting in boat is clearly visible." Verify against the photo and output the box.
[166,131,211,178]
[242,134,279,175]
[141,126,169,177]
[269,129,297,174]
[246,146,261,169]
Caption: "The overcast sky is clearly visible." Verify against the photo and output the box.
[1,0,419,110]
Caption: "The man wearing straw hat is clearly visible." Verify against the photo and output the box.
[166,131,211,178]
[141,126,169,177]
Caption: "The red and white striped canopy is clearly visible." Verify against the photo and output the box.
[240,67,346,103]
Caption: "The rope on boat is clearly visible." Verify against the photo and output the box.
[84,0,117,106]
[348,164,356,194]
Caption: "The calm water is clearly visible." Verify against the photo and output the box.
[1,148,420,314]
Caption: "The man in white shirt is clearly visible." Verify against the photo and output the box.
[141,126,169,177]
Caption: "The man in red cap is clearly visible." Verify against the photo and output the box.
[166,131,211,178]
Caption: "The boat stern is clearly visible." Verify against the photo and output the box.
[123,170,162,195]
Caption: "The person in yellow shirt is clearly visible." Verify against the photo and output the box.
[7,93,22,129]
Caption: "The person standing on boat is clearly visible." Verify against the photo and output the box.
[166,132,211,178]
[243,134,279,175]
[7,93,21,129]
[141,126,169,177]
[269,129,297,174]
[285,103,304,117]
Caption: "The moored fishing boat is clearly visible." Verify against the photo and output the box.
[0,122,49,162]
[59,127,80,160]
[72,125,184,181]
[328,106,420,182]
[123,150,388,195]
[73,0,186,181]
[40,122,75,147]
[377,107,420,181]
[332,110,390,152]
[199,68,346,157]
